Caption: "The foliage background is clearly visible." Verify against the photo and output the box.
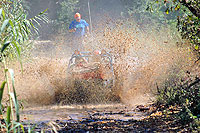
[21,0,193,47]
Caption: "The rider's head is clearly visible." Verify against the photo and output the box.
[74,13,81,22]
[93,50,101,55]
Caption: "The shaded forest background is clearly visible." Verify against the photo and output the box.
[23,0,199,57]
[23,0,174,39]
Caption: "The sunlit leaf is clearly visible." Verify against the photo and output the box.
[1,42,11,53]
[15,12,23,21]
[2,9,5,20]
[165,8,169,14]
[175,4,180,11]
[8,122,21,132]
[1,19,10,33]
[8,69,20,122]
[38,8,48,15]
[9,19,14,29]
[195,45,199,50]
[0,81,6,115]
[0,81,6,105]
[7,106,11,129]
[186,98,189,105]
[12,41,23,72]
[19,124,25,133]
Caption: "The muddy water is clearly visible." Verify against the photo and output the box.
[21,104,147,124]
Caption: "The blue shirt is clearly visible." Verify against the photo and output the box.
[69,19,89,37]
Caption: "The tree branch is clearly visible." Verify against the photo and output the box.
[188,77,200,89]
[179,0,200,18]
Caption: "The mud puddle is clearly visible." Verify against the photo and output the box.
[21,104,147,122]
[20,104,148,131]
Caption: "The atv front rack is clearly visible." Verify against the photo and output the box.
[67,51,115,84]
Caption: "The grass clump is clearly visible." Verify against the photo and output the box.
[0,0,47,132]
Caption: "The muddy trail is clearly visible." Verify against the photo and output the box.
[21,104,147,130]
[20,104,185,132]
[20,104,153,132]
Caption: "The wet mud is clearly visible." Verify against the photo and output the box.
[21,104,150,132]
[21,104,186,132]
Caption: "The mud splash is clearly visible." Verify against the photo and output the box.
[0,18,194,107]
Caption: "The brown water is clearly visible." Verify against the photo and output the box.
[20,104,147,124]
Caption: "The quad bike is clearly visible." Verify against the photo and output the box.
[64,50,115,104]
[67,50,115,87]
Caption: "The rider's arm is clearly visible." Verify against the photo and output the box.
[83,20,89,33]
[86,26,89,33]
[69,28,76,32]
[69,21,76,33]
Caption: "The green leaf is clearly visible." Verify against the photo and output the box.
[32,18,41,27]
[38,8,48,15]
[1,19,10,33]
[165,8,169,14]
[0,81,6,115]
[7,106,11,129]
[195,45,199,50]
[0,81,6,105]
[1,41,11,53]
[15,12,23,21]
[12,41,23,72]
[12,41,21,57]
[2,9,5,20]
[8,69,20,122]
[35,16,43,21]
[20,124,25,133]
[9,92,20,122]
[0,124,7,131]
[193,116,197,119]
[186,98,189,105]
[9,19,14,29]
[8,122,21,132]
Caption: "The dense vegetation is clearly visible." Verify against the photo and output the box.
[148,0,199,55]
[123,0,199,130]
[0,0,47,132]
[148,0,200,130]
